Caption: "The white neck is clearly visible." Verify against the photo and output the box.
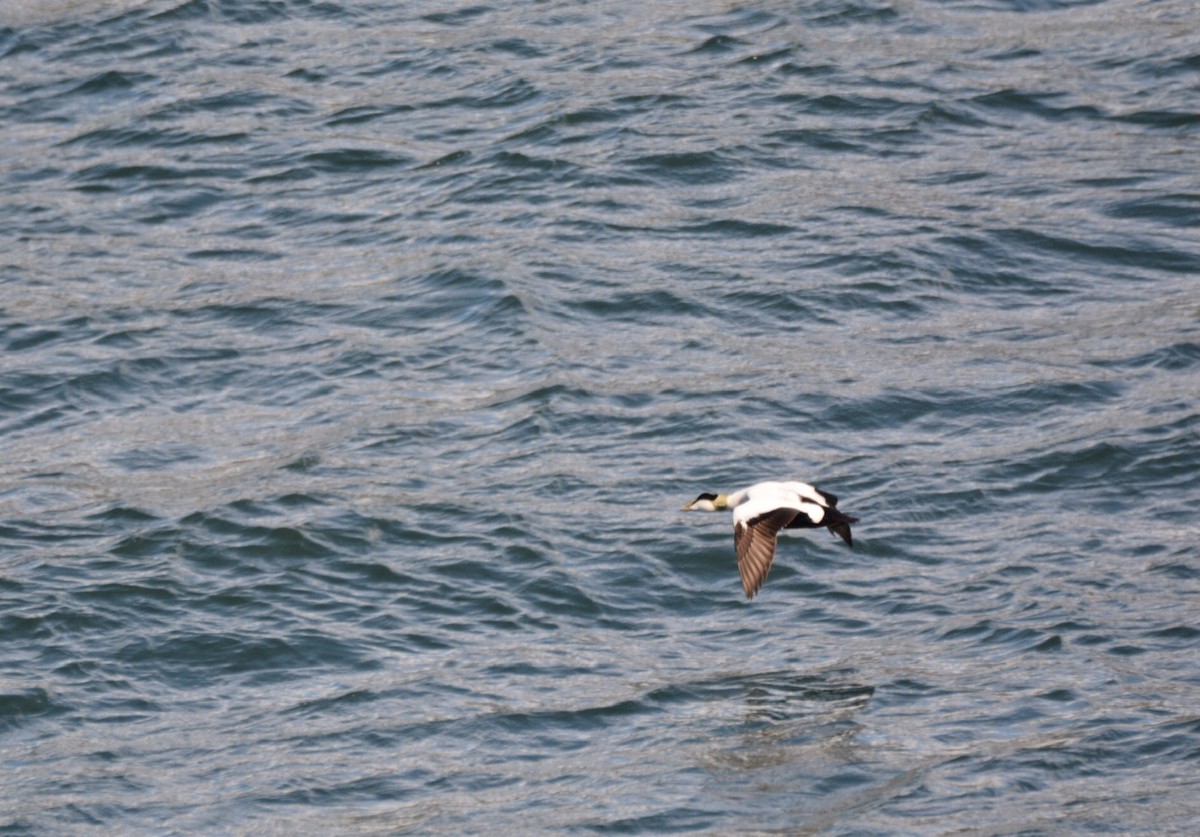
[723,489,748,508]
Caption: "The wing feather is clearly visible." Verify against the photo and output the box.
[734,508,799,599]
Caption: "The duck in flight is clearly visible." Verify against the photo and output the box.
[682,481,859,599]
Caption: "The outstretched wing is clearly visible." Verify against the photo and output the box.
[733,508,799,599]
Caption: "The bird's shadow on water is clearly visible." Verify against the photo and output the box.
[736,669,875,724]
[673,667,877,771]
[649,666,874,730]
[674,668,911,833]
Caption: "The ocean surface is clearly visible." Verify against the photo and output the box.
[2,0,1198,833]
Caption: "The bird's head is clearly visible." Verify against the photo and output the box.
[681,492,728,512]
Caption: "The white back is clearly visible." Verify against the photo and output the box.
[730,481,828,526]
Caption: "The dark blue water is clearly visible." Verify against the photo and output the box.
[3,0,1199,833]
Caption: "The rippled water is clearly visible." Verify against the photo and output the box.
[3,0,1199,833]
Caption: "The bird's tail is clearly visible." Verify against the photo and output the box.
[825,509,859,547]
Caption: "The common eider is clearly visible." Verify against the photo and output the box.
[682,480,859,599]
